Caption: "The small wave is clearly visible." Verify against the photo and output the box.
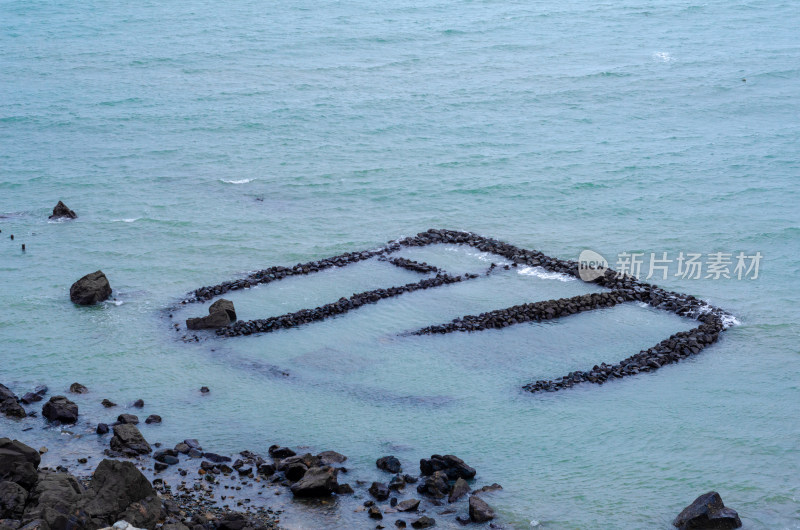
[112,218,139,223]
[697,301,741,328]
[518,266,575,282]
[220,178,255,184]
[652,51,674,62]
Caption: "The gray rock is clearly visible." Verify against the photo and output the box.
[376,456,402,474]
[68,383,88,395]
[70,271,112,305]
[673,492,742,530]
[316,451,347,466]
[49,202,77,220]
[410,516,435,529]
[116,414,139,425]
[0,439,41,490]
[41,397,78,424]
[396,499,419,513]
[0,480,27,518]
[22,470,86,530]
[368,482,390,501]
[109,425,151,456]
[468,495,495,522]
[80,459,160,529]
[289,466,339,497]
[186,299,236,330]
[448,477,469,503]
[0,386,26,420]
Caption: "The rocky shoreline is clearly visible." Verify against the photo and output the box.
[174,229,735,394]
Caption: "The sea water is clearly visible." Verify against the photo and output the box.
[1,0,798,527]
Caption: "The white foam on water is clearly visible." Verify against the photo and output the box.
[697,300,741,328]
[220,178,255,184]
[112,218,139,223]
[653,51,674,62]
[518,266,576,282]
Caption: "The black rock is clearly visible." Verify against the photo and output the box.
[369,482,390,501]
[317,450,347,466]
[376,456,402,474]
[109,424,151,456]
[410,516,435,529]
[0,385,26,420]
[289,466,339,497]
[336,483,354,494]
[368,505,383,519]
[0,480,28,519]
[448,477,469,503]
[132,399,144,408]
[184,439,201,449]
[417,471,450,499]
[49,201,77,220]
[468,495,495,522]
[420,454,476,480]
[117,414,139,425]
[673,492,742,530]
[144,415,161,424]
[186,299,237,330]
[80,459,160,528]
[41,396,78,424]
[154,462,168,472]
[0,439,40,491]
[200,387,210,393]
[284,463,307,482]
[69,271,112,305]
[258,463,276,477]
[203,453,231,464]
[268,445,295,459]
[101,399,116,408]
[68,383,88,394]
[396,499,420,512]
[19,393,41,405]
[23,469,86,529]
[96,423,109,435]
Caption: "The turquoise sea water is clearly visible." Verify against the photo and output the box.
[1,0,799,528]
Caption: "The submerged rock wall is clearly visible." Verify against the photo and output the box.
[177,229,733,394]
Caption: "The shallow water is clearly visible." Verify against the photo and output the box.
[1,0,799,528]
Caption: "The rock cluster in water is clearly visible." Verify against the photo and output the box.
[177,229,733,394]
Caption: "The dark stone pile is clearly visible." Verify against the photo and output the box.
[523,317,724,392]
[381,257,440,274]
[216,273,471,338]
[176,228,734,393]
[413,291,633,334]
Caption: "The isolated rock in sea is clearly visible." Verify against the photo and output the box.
[81,459,161,529]
[289,466,339,497]
[101,399,117,408]
[109,424,151,456]
[0,385,26,419]
[97,423,109,435]
[116,414,139,425]
[144,415,161,424]
[673,492,742,530]
[376,456,402,474]
[68,383,88,394]
[0,439,40,491]
[469,495,495,522]
[131,400,144,408]
[49,201,77,220]
[186,299,236,330]
[70,271,112,305]
[41,396,78,424]
[420,454,476,480]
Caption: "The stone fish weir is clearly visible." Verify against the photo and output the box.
[176,229,735,394]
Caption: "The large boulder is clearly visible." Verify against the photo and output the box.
[0,480,28,518]
[108,425,151,457]
[420,454,476,480]
[22,470,87,530]
[0,385,26,419]
[289,466,339,497]
[48,202,77,220]
[673,492,742,530]
[41,397,78,424]
[0,439,40,491]
[186,299,236,330]
[376,456,401,474]
[80,460,160,529]
[70,272,112,305]
[468,495,495,523]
